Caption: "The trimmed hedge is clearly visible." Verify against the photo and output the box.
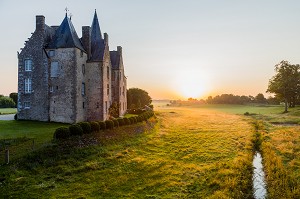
[90,122,100,132]
[123,117,131,125]
[117,118,125,126]
[78,122,92,134]
[112,119,119,128]
[69,124,83,136]
[98,121,106,130]
[54,127,70,140]
[105,120,114,129]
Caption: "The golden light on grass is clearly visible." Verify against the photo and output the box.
[173,69,212,99]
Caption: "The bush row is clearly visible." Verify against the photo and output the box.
[53,111,155,140]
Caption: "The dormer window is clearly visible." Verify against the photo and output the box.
[25,59,32,71]
[49,50,55,57]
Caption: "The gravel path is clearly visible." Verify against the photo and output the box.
[0,114,15,121]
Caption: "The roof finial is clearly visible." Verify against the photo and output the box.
[65,7,69,17]
[69,13,73,20]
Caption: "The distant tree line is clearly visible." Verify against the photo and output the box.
[170,93,280,106]
[206,93,279,105]
[0,93,17,108]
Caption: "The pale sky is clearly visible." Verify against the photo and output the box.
[1,0,300,100]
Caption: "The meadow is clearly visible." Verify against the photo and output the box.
[1,104,300,198]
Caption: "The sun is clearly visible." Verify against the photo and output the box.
[173,70,211,99]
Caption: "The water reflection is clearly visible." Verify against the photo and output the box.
[253,152,267,199]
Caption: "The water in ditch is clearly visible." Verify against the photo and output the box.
[253,152,267,199]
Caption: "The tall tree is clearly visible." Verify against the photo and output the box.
[9,92,18,107]
[267,60,300,112]
[127,88,152,109]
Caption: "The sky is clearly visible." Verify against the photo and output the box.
[1,0,300,100]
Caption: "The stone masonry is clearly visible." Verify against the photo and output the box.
[17,10,127,123]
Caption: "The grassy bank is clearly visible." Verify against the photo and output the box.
[0,108,17,115]
[0,106,254,198]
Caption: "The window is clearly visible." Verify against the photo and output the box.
[119,87,121,96]
[105,101,107,113]
[107,84,109,95]
[25,78,32,93]
[123,86,125,96]
[107,66,109,79]
[49,50,55,57]
[82,64,85,74]
[96,102,99,108]
[83,102,85,109]
[80,51,83,57]
[25,59,32,71]
[50,62,59,77]
[82,83,85,96]
[50,86,53,93]
[112,71,115,80]
[24,102,30,109]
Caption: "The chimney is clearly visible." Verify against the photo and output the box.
[104,33,108,44]
[82,26,91,59]
[36,15,45,31]
[117,46,122,56]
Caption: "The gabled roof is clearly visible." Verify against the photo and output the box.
[90,10,105,61]
[110,51,121,70]
[47,14,85,51]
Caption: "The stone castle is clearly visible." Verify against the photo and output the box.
[17,10,127,123]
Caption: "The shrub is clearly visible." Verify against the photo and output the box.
[69,124,83,136]
[14,114,17,120]
[90,122,100,132]
[123,117,131,125]
[244,112,250,116]
[78,122,92,134]
[98,121,106,130]
[112,119,119,128]
[117,118,125,126]
[105,120,114,129]
[129,117,136,124]
[53,127,70,140]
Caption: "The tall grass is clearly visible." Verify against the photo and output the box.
[0,107,255,198]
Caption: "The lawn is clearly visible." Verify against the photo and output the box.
[0,108,17,115]
[0,105,255,198]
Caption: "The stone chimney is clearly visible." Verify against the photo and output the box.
[117,46,122,56]
[104,33,108,44]
[82,26,91,59]
[36,15,45,31]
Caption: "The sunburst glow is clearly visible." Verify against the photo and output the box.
[173,69,211,99]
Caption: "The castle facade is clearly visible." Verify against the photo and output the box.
[17,11,127,123]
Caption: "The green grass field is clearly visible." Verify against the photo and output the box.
[0,108,17,115]
[1,104,300,198]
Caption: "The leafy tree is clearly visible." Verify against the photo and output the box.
[9,92,18,106]
[0,96,16,108]
[109,102,120,118]
[127,88,152,109]
[267,60,300,112]
[255,93,267,104]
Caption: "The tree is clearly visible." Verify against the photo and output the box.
[9,92,18,107]
[255,93,267,104]
[127,88,152,109]
[109,102,120,118]
[267,60,300,112]
[0,96,16,108]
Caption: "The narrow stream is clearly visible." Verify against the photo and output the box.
[253,152,267,199]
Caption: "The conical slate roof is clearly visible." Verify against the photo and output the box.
[90,10,105,61]
[48,14,85,51]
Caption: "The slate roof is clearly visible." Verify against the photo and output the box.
[47,14,85,51]
[90,10,105,61]
[110,51,121,70]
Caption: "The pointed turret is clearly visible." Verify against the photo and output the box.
[90,10,105,61]
[48,14,85,51]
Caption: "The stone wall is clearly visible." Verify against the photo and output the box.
[18,16,50,121]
